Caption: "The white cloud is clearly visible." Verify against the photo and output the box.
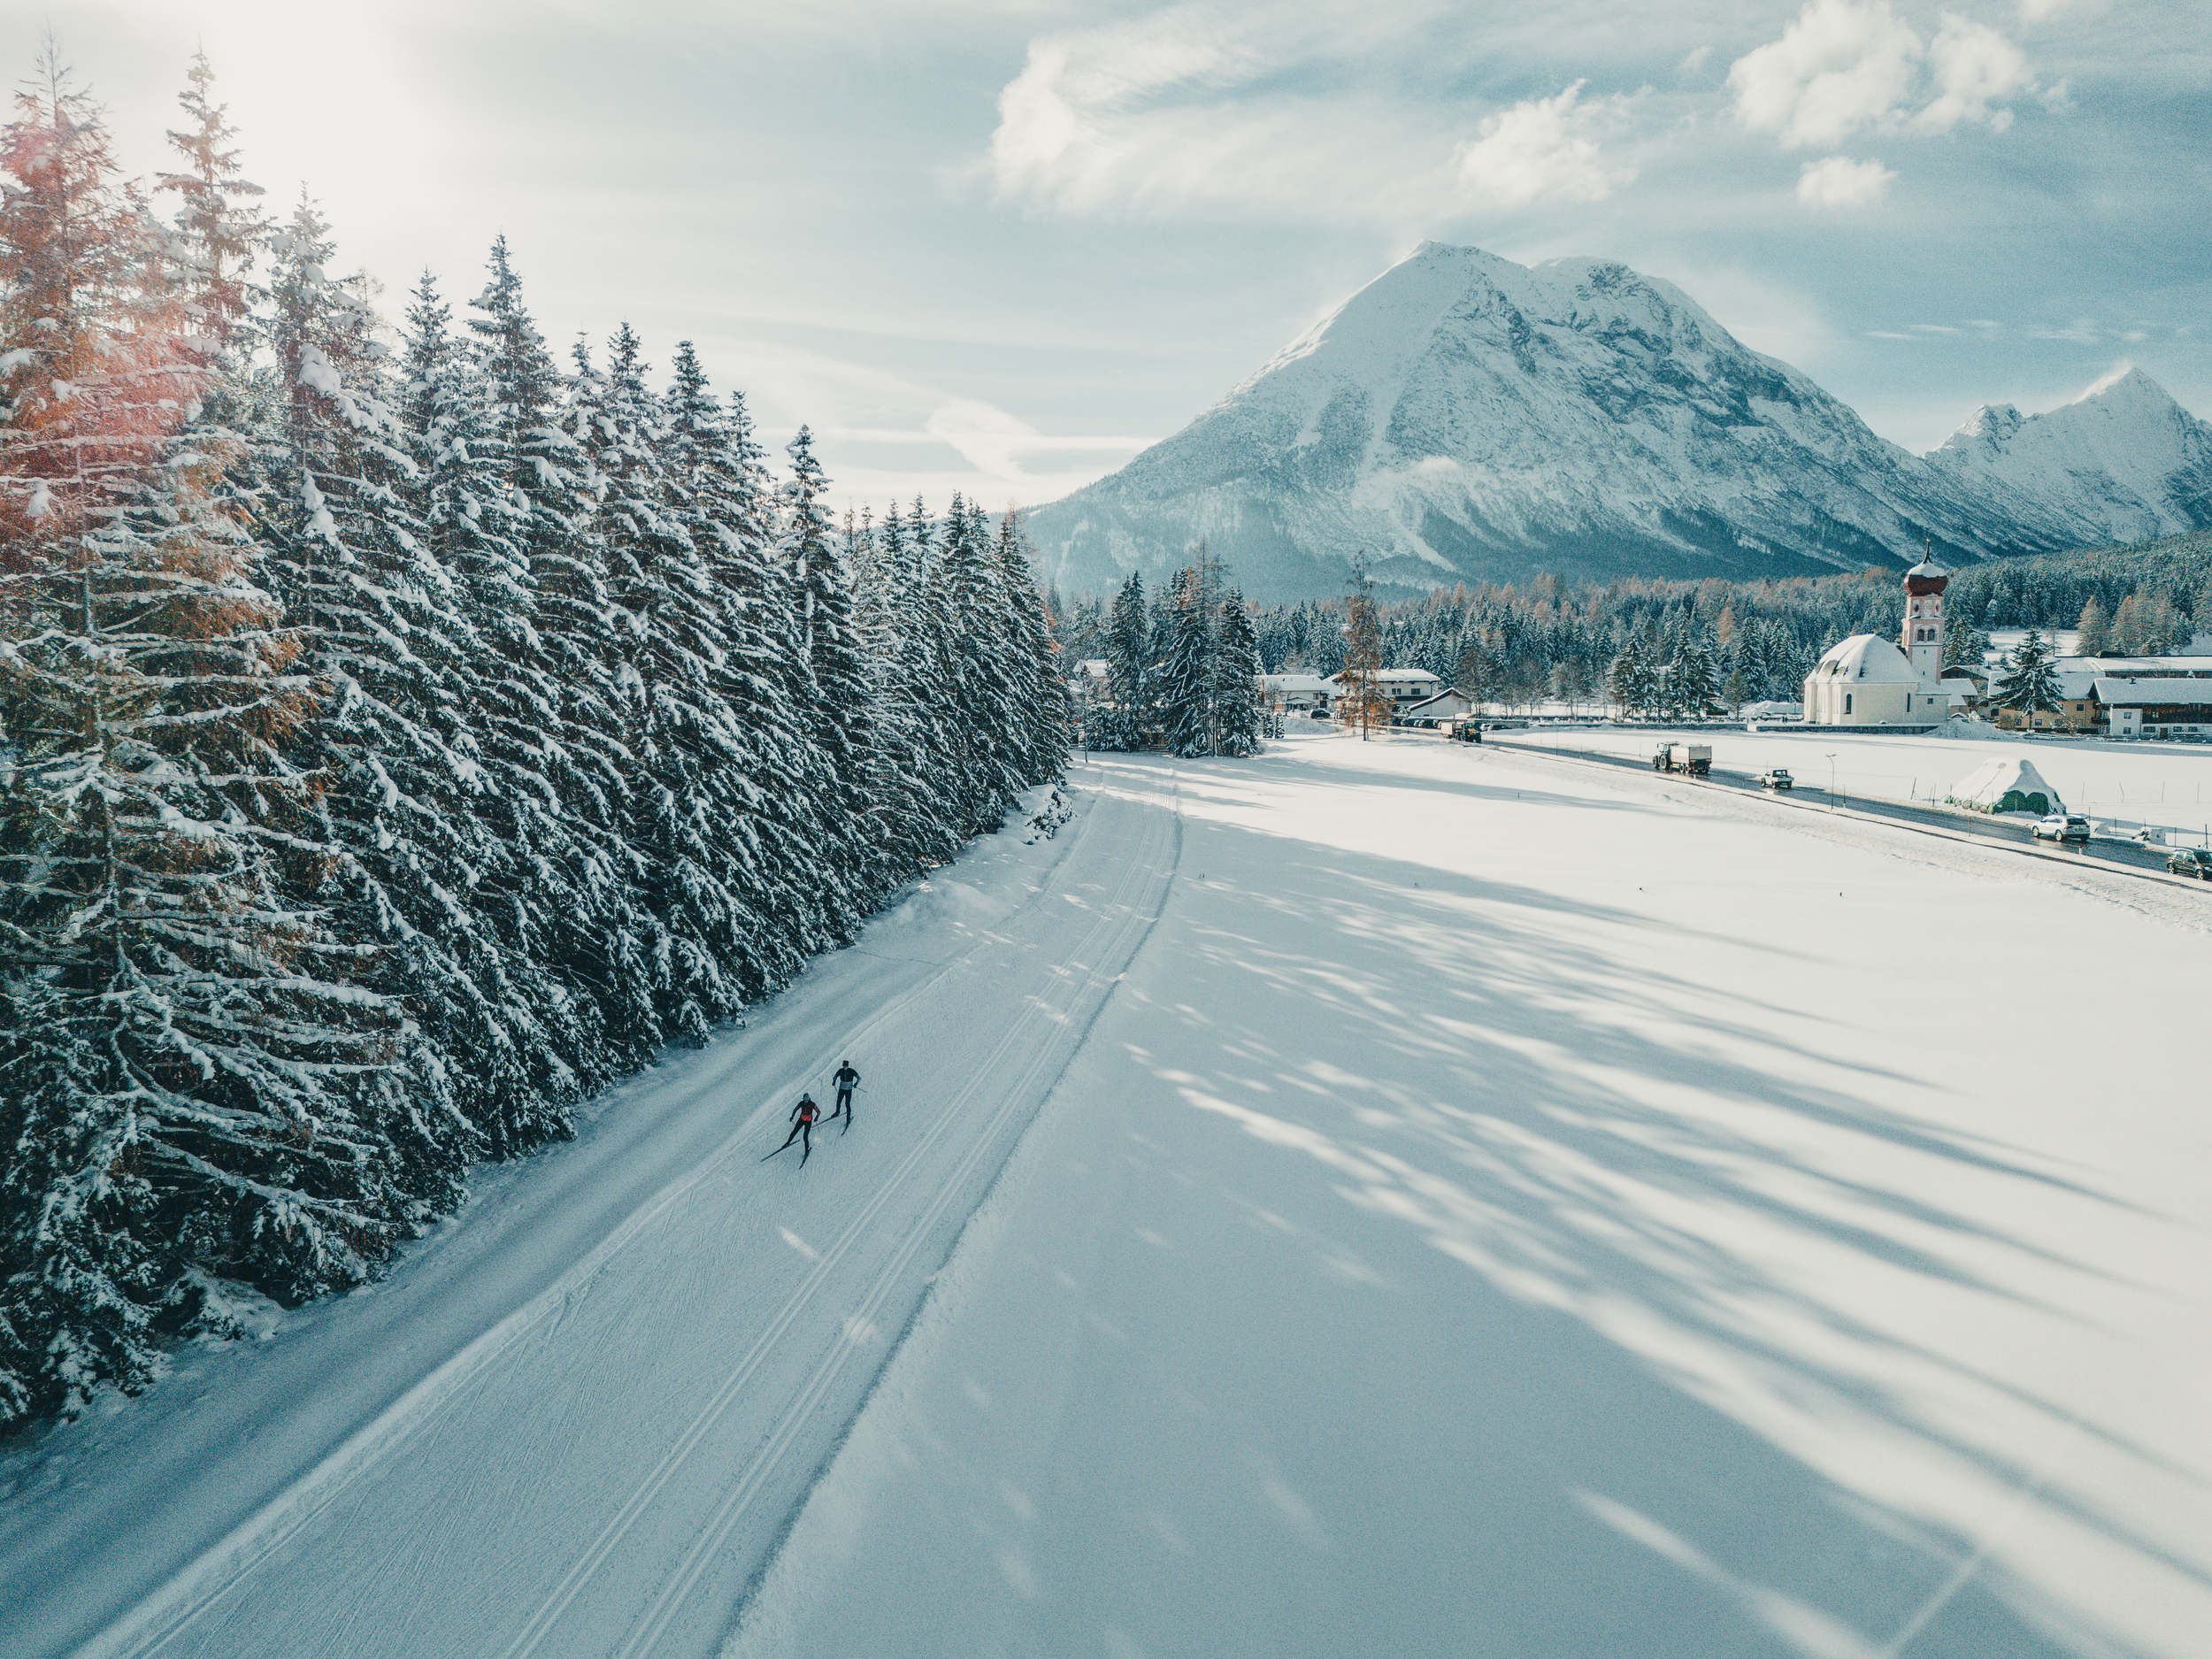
[1729,0,2038,150]
[1796,154,1895,206]
[923,397,1150,486]
[1916,13,2034,134]
[1455,82,1633,207]
[979,4,1640,227]
[1729,0,1922,149]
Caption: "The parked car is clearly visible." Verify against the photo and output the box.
[2032,813,2091,844]
[1755,768,1793,791]
[2165,848,2212,879]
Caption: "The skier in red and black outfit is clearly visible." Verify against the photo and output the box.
[767,1094,823,1164]
[829,1062,861,1133]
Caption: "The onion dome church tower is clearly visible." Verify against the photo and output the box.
[1902,555,1947,685]
[1803,557,1957,724]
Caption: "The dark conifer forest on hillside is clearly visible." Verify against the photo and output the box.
[0,49,1073,1426]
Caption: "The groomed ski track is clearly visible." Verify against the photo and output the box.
[0,763,1181,1659]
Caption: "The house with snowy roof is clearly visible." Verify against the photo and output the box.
[1400,688,1476,725]
[1325,667,1442,713]
[1259,673,1334,712]
[2089,679,2212,740]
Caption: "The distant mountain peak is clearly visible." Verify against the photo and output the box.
[1023,245,2211,603]
[1927,364,2211,546]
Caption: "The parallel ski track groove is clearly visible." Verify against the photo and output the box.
[84,786,1125,1659]
[605,790,1179,1659]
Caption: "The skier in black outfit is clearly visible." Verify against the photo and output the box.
[766,1094,823,1164]
[830,1062,861,1132]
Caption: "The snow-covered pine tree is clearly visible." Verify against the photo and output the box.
[846,503,933,877]
[932,494,1025,833]
[392,273,601,1137]
[1159,565,1215,757]
[0,170,426,1419]
[994,510,1069,785]
[1992,629,2063,727]
[663,344,842,942]
[1212,589,1263,757]
[0,52,186,568]
[466,240,657,1067]
[1672,636,1719,717]
[1103,571,1149,751]
[154,50,267,355]
[877,498,964,868]
[256,201,525,1155]
[780,426,873,911]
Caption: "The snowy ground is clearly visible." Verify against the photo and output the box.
[6,732,2209,1659]
[739,731,2211,1659]
[0,781,1178,1658]
[1506,724,2212,841]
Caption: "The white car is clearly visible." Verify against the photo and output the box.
[2032,814,2090,844]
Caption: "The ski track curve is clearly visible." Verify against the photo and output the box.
[55,764,1181,1659]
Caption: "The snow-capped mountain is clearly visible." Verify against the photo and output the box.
[1925,365,2212,548]
[1023,242,2209,603]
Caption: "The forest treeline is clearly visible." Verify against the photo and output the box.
[1053,533,2212,709]
[0,53,1066,1425]
[1079,552,1265,756]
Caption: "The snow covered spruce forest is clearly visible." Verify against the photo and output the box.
[0,55,1092,1427]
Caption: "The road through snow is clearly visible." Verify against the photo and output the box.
[0,771,1179,1659]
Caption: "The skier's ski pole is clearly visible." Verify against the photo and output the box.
[761,1142,790,1162]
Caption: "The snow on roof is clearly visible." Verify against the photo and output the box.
[1403,689,1472,712]
[1812,634,1921,684]
[1328,668,1440,684]
[2090,678,2212,704]
[1260,673,1333,692]
[1951,756,2064,811]
[2052,655,2212,676]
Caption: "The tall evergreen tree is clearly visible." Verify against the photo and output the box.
[155,50,267,352]
[466,239,657,1066]
[995,510,1068,783]
[1992,629,2063,727]
[1159,566,1214,757]
[1,394,425,1425]
[1213,591,1263,757]
[1103,571,1150,751]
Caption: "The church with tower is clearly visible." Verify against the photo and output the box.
[1802,558,1970,726]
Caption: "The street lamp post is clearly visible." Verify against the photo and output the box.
[1825,752,1838,811]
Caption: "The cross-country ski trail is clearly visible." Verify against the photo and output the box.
[0,764,1179,1659]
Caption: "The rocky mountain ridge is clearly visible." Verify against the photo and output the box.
[1023,243,2212,603]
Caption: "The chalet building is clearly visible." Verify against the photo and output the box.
[1326,667,1443,713]
[2090,679,2212,740]
[1259,673,1334,713]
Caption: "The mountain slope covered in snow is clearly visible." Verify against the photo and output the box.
[1024,243,2209,603]
[1926,365,2212,548]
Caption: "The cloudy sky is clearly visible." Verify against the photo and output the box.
[10,0,2205,515]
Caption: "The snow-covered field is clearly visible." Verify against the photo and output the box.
[6,729,2209,1658]
[1512,723,2212,840]
[742,731,2211,1659]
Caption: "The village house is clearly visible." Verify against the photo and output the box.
[1326,667,1443,714]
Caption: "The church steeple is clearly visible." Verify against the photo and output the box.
[1901,549,1948,687]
